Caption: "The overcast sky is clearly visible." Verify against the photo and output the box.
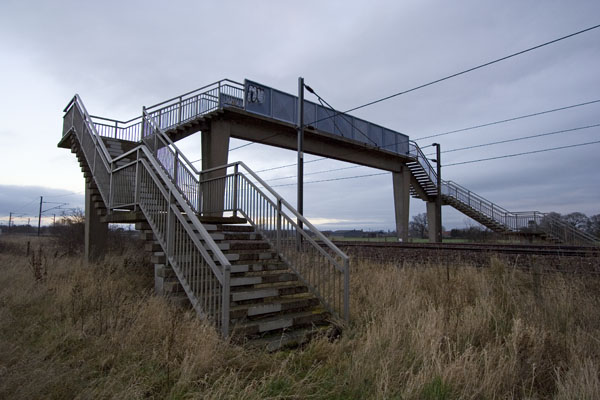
[1,0,599,230]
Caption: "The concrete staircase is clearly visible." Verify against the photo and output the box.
[142,217,330,350]
[61,94,350,349]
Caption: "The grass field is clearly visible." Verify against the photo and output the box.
[1,235,599,399]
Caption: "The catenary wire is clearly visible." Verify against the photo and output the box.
[444,140,600,166]
[425,123,600,156]
[415,99,600,141]
[305,24,600,127]
[262,140,600,186]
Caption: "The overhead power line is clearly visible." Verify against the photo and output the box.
[271,172,389,188]
[264,140,600,186]
[267,165,364,182]
[425,122,600,156]
[306,23,600,127]
[445,140,600,166]
[415,99,600,141]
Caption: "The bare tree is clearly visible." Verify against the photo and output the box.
[409,213,428,239]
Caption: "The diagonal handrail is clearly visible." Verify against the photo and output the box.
[199,161,351,321]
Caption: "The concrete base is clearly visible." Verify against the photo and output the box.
[154,264,166,295]
[84,184,108,262]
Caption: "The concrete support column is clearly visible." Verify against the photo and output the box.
[426,201,438,243]
[392,167,411,242]
[84,184,108,262]
[426,200,442,243]
[201,121,231,216]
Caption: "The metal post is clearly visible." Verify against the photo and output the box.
[221,265,230,337]
[344,258,350,321]
[134,150,141,209]
[173,152,179,184]
[178,96,182,124]
[233,164,239,216]
[433,143,442,243]
[37,196,43,237]
[297,77,304,236]
[218,81,222,109]
[276,199,282,253]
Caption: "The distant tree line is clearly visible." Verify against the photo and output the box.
[543,212,600,238]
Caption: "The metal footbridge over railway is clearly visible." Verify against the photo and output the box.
[58,78,597,342]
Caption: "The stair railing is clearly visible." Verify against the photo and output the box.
[199,162,351,322]
[408,141,438,190]
[442,180,598,245]
[442,180,512,230]
[63,95,233,336]
[144,79,244,132]
[406,141,597,245]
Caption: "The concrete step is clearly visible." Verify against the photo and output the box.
[136,221,151,230]
[231,283,308,303]
[140,230,154,241]
[233,309,329,336]
[248,325,331,352]
[151,252,166,264]
[145,242,162,252]
[230,262,289,274]
[213,232,263,241]
[218,251,278,262]
[217,240,270,251]
[230,295,319,319]
[230,271,298,287]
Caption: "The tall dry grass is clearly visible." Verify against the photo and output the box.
[1,235,599,399]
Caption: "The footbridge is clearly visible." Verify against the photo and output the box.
[80,79,597,246]
[58,79,597,343]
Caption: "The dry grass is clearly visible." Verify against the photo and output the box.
[1,235,599,399]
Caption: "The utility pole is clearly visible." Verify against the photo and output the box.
[432,143,442,243]
[37,196,43,237]
[8,212,12,232]
[297,77,304,233]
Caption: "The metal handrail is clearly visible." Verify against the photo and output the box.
[63,95,233,335]
[202,161,350,262]
[145,79,244,111]
[408,141,437,188]
[199,161,350,321]
[202,161,349,265]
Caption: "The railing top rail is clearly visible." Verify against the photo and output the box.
[202,161,349,263]
[145,79,244,111]
[444,180,512,214]
[69,95,113,168]
[90,114,142,126]
[239,174,345,270]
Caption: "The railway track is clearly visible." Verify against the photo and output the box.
[330,241,600,258]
